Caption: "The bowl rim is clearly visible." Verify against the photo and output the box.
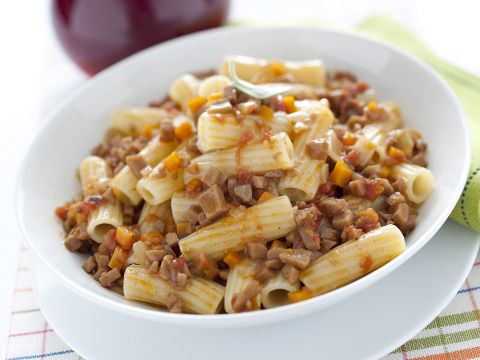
[16,25,471,328]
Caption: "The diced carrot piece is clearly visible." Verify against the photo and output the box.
[75,213,87,225]
[271,239,286,248]
[330,160,353,187]
[283,95,297,114]
[380,166,391,178]
[367,102,378,111]
[288,287,314,303]
[174,122,193,141]
[341,132,357,146]
[258,105,274,120]
[258,191,275,203]
[116,227,136,250]
[188,96,207,115]
[108,246,128,269]
[270,62,286,76]
[208,92,223,101]
[142,123,153,138]
[387,146,407,163]
[223,251,243,267]
[140,231,164,245]
[163,151,181,172]
[55,206,68,221]
[186,178,203,193]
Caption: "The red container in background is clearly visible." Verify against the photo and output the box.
[52,0,230,75]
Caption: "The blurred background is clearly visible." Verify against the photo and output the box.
[0,0,478,356]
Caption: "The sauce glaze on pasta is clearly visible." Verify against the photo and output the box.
[55,56,433,314]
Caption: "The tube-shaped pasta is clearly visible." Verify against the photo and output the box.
[179,196,296,260]
[368,101,403,132]
[110,107,168,136]
[279,107,334,201]
[284,59,326,87]
[198,75,232,98]
[171,192,201,224]
[136,170,184,205]
[393,163,434,204]
[168,74,200,109]
[185,132,294,184]
[138,200,172,225]
[300,224,405,295]
[86,201,123,243]
[360,125,387,163]
[196,112,290,153]
[221,56,326,86]
[124,265,225,314]
[111,137,177,205]
[224,259,261,313]
[260,273,300,309]
[79,156,122,243]
[79,156,111,192]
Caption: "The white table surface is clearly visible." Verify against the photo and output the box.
[1,0,479,358]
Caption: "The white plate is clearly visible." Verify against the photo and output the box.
[32,220,479,360]
[18,26,470,327]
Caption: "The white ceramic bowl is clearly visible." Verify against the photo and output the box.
[17,27,469,328]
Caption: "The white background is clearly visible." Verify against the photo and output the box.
[1,0,479,357]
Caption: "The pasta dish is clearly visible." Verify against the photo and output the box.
[55,55,434,314]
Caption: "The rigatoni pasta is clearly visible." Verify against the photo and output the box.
[179,196,296,260]
[55,55,433,314]
[300,225,405,295]
[111,136,177,205]
[184,132,295,184]
[110,107,168,136]
[278,106,334,200]
[124,265,225,314]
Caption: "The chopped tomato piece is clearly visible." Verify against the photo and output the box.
[364,179,384,201]
[55,206,68,221]
[236,129,256,163]
[79,201,97,215]
[316,181,336,197]
[359,255,373,273]
[355,208,380,233]
[236,168,252,184]
[346,150,361,167]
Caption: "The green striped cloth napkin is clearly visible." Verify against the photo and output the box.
[356,16,480,233]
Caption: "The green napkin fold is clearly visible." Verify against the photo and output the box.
[356,16,480,232]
